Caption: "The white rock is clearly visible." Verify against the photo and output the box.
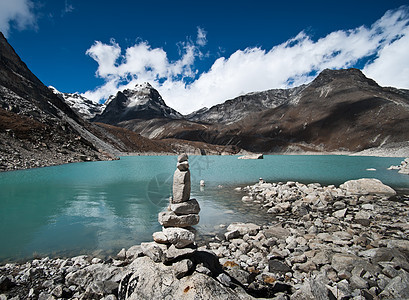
[163,227,195,248]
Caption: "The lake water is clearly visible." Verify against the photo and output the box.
[0,155,408,262]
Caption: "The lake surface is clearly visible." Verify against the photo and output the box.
[0,155,408,262]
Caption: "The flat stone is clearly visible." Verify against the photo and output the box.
[152,231,169,244]
[339,178,396,197]
[166,244,196,261]
[126,245,143,260]
[158,211,199,227]
[177,161,189,171]
[178,153,188,163]
[332,208,347,218]
[265,228,291,242]
[172,169,191,203]
[226,223,260,236]
[268,259,292,273]
[163,227,195,248]
[170,198,200,215]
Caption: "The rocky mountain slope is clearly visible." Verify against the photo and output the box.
[49,86,103,119]
[107,68,409,153]
[185,85,306,125]
[0,32,120,171]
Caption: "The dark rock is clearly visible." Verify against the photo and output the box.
[268,259,291,274]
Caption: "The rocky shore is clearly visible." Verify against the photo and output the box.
[1,177,409,299]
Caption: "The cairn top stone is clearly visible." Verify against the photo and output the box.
[178,153,188,163]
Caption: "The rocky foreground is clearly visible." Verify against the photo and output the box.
[1,178,409,299]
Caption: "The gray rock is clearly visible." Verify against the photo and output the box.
[141,242,168,263]
[332,208,347,218]
[227,223,260,236]
[172,169,191,203]
[119,257,250,299]
[173,259,194,279]
[163,227,195,248]
[126,245,143,260]
[379,270,409,299]
[331,253,360,273]
[170,198,200,215]
[225,230,240,240]
[339,178,396,197]
[65,269,92,287]
[166,244,196,261]
[217,273,232,286]
[117,248,126,260]
[152,231,169,244]
[263,227,291,240]
[349,275,368,289]
[158,211,200,227]
[268,259,291,274]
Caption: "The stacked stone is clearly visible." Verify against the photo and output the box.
[142,154,200,265]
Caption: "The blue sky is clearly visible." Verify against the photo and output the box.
[1,0,409,114]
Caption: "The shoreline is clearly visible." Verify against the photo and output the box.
[1,179,409,299]
[1,146,408,173]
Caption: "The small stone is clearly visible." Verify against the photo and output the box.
[166,244,195,261]
[126,245,143,260]
[217,273,231,286]
[117,248,126,260]
[268,259,291,274]
[173,259,194,279]
[333,208,347,218]
[225,230,240,240]
[349,275,369,289]
[152,231,169,244]
[178,153,188,163]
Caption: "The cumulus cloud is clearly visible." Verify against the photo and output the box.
[0,0,36,37]
[84,6,409,114]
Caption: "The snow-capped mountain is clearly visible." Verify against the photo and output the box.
[92,82,183,124]
[49,86,104,119]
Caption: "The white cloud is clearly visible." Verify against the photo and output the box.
[0,0,36,37]
[84,6,409,114]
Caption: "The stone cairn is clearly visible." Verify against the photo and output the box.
[141,154,201,269]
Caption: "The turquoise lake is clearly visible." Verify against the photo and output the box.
[0,155,408,262]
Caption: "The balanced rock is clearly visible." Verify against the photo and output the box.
[172,169,191,203]
[163,227,195,248]
[170,199,201,215]
[158,211,199,228]
[178,153,188,163]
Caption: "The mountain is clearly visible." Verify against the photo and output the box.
[185,68,409,152]
[0,32,119,171]
[49,86,103,119]
[185,85,306,125]
[103,68,409,153]
[92,83,183,124]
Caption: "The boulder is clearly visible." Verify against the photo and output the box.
[172,169,191,203]
[170,199,201,215]
[339,178,396,197]
[163,227,195,248]
[158,211,200,227]
[119,256,252,299]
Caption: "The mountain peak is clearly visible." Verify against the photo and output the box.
[311,68,379,88]
[93,82,182,124]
